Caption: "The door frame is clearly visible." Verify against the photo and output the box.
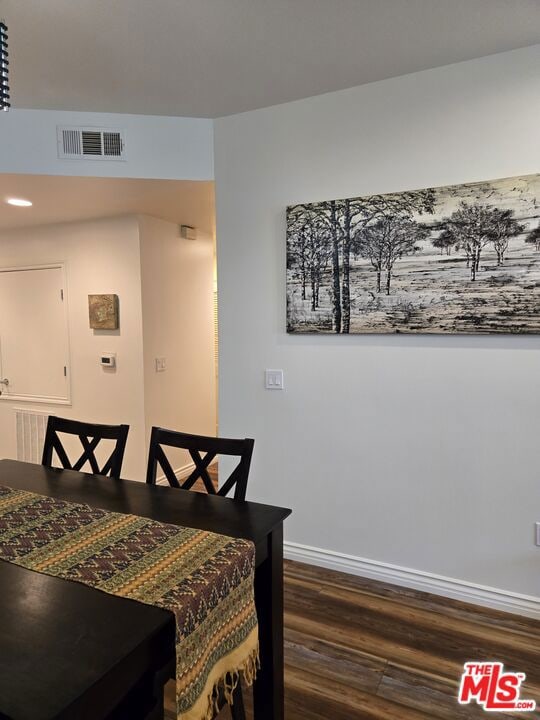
[0,262,72,405]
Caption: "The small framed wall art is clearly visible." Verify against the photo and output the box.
[88,294,119,330]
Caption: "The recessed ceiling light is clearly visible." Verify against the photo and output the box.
[6,198,32,207]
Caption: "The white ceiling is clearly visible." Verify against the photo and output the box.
[1,0,539,118]
[0,175,215,234]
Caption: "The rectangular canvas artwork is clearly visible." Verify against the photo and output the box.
[88,294,119,330]
[286,173,540,334]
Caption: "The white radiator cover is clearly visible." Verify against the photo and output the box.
[15,409,49,464]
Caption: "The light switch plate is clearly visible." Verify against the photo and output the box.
[265,369,284,390]
[155,357,167,372]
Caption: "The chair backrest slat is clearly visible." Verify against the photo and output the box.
[42,416,129,479]
[146,427,254,500]
[155,443,181,488]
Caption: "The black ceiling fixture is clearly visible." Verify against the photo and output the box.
[1,21,9,111]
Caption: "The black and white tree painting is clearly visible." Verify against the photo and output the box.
[286,173,540,334]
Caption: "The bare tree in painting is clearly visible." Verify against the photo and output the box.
[443,203,500,281]
[289,190,435,332]
[287,201,343,331]
[487,209,524,265]
[288,201,343,331]
[383,218,430,295]
[432,229,455,256]
[339,190,435,330]
[287,206,332,311]
[356,218,386,293]
[341,199,353,333]
[357,216,429,295]
[329,200,342,332]
[525,224,540,251]
[287,208,309,300]
[306,216,332,310]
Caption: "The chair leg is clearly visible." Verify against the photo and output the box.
[230,685,246,720]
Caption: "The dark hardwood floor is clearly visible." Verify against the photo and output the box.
[165,559,540,719]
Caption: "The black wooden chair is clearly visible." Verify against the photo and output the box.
[145,427,254,501]
[42,415,129,479]
[146,427,255,719]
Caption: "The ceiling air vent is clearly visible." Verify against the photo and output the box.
[1,22,10,112]
[57,126,126,161]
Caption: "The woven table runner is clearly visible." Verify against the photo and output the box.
[0,485,259,720]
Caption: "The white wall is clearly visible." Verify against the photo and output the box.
[0,108,217,482]
[0,109,214,180]
[139,214,217,472]
[0,216,147,479]
[214,45,540,601]
[0,212,217,481]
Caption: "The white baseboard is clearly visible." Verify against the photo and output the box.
[155,461,195,486]
[284,541,540,619]
[155,461,217,487]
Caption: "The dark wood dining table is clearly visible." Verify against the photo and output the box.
[0,459,291,720]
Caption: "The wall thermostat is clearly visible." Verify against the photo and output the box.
[100,353,116,368]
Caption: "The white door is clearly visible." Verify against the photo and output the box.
[0,266,69,402]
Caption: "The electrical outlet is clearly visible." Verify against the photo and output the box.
[535,522,540,547]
